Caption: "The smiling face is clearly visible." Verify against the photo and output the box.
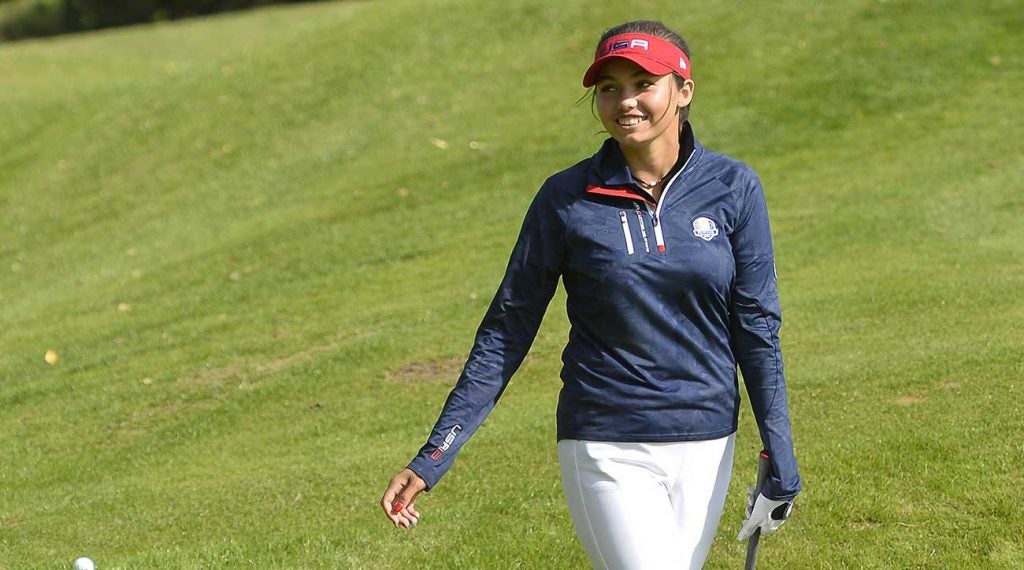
[594,59,694,151]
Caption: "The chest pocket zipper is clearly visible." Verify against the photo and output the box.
[618,211,635,255]
[632,203,651,253]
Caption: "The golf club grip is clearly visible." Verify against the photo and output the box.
[744,450,771,570]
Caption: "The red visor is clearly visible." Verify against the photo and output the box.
[583,33,691,87]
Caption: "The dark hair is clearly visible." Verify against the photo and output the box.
[584,20,693,124]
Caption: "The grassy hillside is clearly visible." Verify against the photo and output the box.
[1,0,1021,567]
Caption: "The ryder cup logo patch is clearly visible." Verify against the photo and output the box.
[692,217,719,241]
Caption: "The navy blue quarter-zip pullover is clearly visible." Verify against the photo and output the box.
[408,123,801,501]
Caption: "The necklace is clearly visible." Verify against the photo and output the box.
[634,174,664,191]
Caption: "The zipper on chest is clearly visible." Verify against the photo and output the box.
[640,148,694,254]
[618,211,635,255]
[632,203,651,253]
[618,203,662,256]
[642,203,666,253]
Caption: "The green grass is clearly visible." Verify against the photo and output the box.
[1,0,1022,567]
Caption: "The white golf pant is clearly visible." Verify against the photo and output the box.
[558,435,735,570]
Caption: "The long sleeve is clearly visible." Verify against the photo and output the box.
[728,175,802,501]
[407,183,566,489]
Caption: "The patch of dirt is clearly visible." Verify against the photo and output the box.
[389,358,463,384]
[895,395,924,406]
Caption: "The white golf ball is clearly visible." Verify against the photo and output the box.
[73,557,95,570]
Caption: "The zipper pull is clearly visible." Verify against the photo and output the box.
[645,204,667,253]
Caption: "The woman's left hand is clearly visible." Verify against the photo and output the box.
[737,492,793,540]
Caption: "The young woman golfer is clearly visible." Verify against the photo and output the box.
[381,20,802,569]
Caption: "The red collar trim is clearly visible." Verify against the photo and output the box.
[586,185,656,206]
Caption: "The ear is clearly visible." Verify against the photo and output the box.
[677,79,695,108]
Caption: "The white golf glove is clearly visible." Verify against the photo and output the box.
[737,489,793,540]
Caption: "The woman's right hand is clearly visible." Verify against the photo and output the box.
[380,468,427,528]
